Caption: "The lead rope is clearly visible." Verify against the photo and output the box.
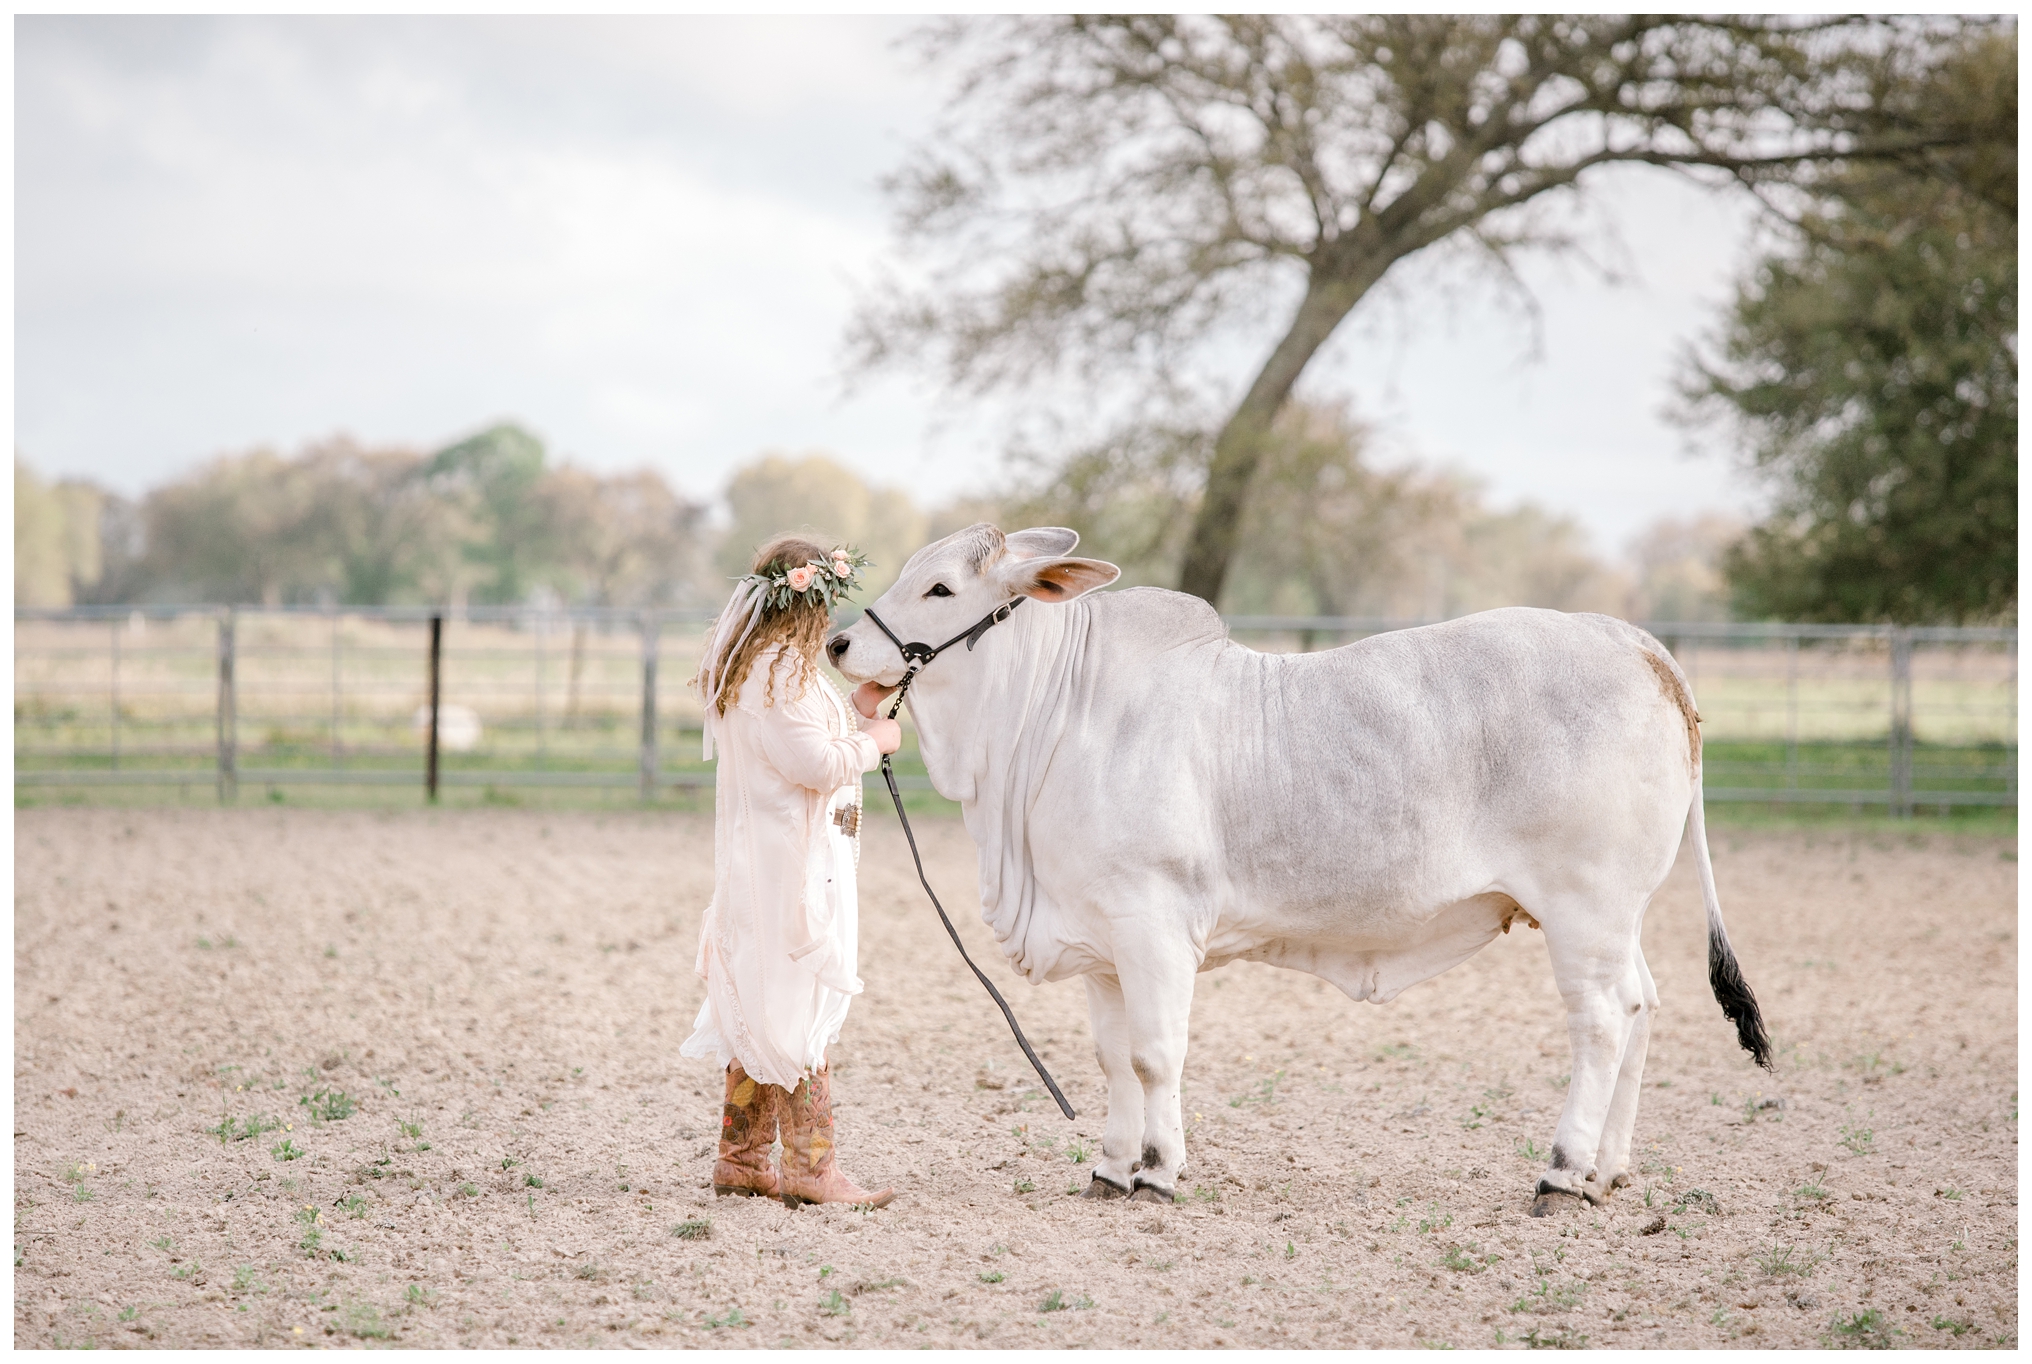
[870,646,1076,1121]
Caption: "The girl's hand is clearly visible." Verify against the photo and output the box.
[851,681,896,719]
[861,717,903,755]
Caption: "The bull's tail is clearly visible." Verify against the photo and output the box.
[1687,778,1773,1071]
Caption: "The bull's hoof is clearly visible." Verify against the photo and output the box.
[1082,1176,1130,1201]
[1128,1184,1173,1205]
[1530,1189,1586,1218]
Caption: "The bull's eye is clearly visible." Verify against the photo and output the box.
[925,583,953,598]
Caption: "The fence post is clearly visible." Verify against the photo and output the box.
[640,615,660,803]
[330,608,342,770]
[110,620,121,773]
[216,609,237,804]
[426,614,443,803]
[1783,632,1799,791]
[1889,627,1913,818]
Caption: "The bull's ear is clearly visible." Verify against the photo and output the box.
[994,554,1120,603]
[1004,526,1079,558]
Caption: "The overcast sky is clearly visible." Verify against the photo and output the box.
[17,15,1767,557]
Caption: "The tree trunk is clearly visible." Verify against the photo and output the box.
[1177,249,1396,605]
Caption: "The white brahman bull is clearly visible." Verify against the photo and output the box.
[828,524,1770,1214]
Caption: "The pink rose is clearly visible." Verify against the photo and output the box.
[786,565,816,591]
[832,553,852,575]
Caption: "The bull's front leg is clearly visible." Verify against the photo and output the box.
[1080,972,1144,1199]
[1108,917,1200,1204]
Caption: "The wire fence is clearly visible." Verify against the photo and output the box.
[14,605,2017,814]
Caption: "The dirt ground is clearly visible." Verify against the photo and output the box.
[13,806,2018,1349]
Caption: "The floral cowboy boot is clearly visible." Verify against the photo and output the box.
[713,1062,782,1198]
[777,1066,895,1209]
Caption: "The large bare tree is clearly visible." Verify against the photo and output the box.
[850,15,1985,604]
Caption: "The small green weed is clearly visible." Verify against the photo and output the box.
[295,1204,324,1257]
[1066,1140,1091,1164]
[1510,1276,1584,1314]
[340,1193,369,1219]
[1827,1308,1900,1349]
[300,1088,357,1123]
[1039,1289,1066,1313]
[703,1307,748,1329]
[271,1137,304,1162]
[1521,1325,1587,1349]
[1840,1122,1875,1155]
[819,1290,850,1317]
[405,1283,435,1308]
[1755,1243,1827,1278]
[979,1270,1004,1283]
[206,1114,282,1144]
[1441,1242,1501,1273]
[346,1302,393,1340]
[1516,1138,1544,1162]
[1930,1315,1974,1337]
[1674,1188,1720,1216]
[672,1218,711,1241]
[1012,1176,1036,1195]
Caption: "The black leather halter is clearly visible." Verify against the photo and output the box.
[861,598,1023,721]
[853,595,1074,1121]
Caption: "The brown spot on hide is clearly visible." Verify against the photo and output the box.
[1500,901,1541,935]
[1641,649,1702,775]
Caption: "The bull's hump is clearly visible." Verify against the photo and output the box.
[1086,586,1228,651]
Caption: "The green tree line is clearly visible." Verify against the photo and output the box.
[16,411,1731,622]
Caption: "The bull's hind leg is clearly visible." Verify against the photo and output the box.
[1591,949,1660,1200]
[1081,972,1144,1199]
[1533,906,1649,1215]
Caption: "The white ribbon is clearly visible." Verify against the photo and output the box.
[696,578,770,760]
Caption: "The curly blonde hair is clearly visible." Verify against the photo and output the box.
[695,534,835,716]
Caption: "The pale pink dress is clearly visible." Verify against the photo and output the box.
[679,645,883,1089]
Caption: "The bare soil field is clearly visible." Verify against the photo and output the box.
[14,807,2017,1349]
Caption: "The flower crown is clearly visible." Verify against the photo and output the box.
[741,546,872,613]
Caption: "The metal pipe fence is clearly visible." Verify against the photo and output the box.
[14,605,2016,813]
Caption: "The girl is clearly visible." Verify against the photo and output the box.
[680,535,902,1208]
